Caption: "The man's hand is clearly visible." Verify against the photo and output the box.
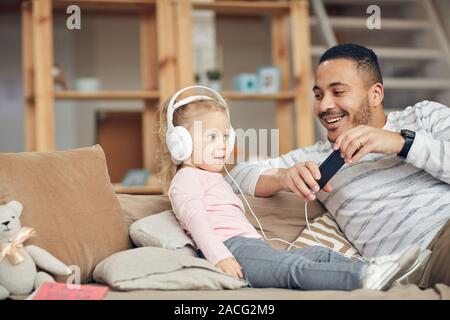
[333,125,405,164]
[278,162,333,201]
[215,257,243,279]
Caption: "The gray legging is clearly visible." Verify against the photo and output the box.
[223,236,367,291]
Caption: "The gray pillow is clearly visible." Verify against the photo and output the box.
[93,247,248,291]
[129,210,198,257]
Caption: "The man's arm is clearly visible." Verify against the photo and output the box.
[253,168,286,197]
[226,152,302,197]
[405,101,450,184]
[226,143,330,197]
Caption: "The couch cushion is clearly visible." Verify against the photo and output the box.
[0,145,129,283]
[102,283,450,300]
[117,191,327,251]
[129,210,198,257]
[93,247,248,291]
[117,194,171,227]
[238,191,327,250]
[289,213,361,258]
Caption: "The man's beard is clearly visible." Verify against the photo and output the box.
[325,97,373,143]
[353,96,373,127]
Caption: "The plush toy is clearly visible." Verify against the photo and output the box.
[0,200,72,299]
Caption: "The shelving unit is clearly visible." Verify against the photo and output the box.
[21,0,315,195]
[21,0,173,195]
[187,0,314,153]
[113,174,163,195]
[21,0,178,196]
[192,1,290,14]
[54,91,160,100]
[222,91,296,101]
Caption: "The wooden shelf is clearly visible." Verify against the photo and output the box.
[54,90,296,102]
[55,90,159,100]
[23,0,314,165]
[113,173,163,195]
[222,91,295,101]
[55,0,155,3]
[113,183,163,195]
[54,0,155,13]
[192,1,290,15]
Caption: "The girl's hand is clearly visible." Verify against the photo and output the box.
[215,257,243,279]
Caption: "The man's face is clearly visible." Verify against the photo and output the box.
[313,58,374,143]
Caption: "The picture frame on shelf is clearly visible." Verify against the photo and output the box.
[257,66,280,94]
[233,73,258,93]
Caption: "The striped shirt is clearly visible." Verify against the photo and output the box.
[227,100,450,258]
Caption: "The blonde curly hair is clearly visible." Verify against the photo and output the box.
[156,98,227,193]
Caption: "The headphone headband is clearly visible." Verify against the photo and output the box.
[165,85,234,165]
[166,86,229,129]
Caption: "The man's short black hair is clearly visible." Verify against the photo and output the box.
[319,43,383,86]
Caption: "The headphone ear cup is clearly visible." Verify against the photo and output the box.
[226,126,236,159]
[166,126,193,163]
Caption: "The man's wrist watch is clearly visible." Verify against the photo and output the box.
[397,129,415,160]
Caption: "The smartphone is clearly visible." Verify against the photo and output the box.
[316,149,346,190]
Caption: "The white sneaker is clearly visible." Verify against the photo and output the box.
[395,249,432,286]
[362,245,420,291]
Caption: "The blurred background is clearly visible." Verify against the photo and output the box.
[0,0,449,192]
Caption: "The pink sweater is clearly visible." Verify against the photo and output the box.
[168,166,262,265]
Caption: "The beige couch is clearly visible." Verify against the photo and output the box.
[114,193,450,300]
[1,145,448,300]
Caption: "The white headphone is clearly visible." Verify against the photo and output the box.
[166,85,236,165]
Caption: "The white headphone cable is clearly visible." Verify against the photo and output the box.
[301,198,367,262]
[224,166,367,262]
[224,166,301,249]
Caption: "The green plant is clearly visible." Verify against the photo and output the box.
[206,69,222,81]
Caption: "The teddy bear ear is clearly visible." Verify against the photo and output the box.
[7,200,23,216]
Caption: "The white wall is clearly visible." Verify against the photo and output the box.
[70,14,143,148]
[435,0,450,104]
[0,14,24,152]
[54,16,78,150]
[0,13,80,152]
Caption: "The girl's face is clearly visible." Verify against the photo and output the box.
[184,110,232,172]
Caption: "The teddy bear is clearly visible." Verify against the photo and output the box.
[0,200,72,299]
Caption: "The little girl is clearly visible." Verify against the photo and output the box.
[158,86,419,291]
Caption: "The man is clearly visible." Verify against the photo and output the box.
[228,44,449,288]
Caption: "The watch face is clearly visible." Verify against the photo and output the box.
[402,130,415,139]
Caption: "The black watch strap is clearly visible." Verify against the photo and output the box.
[397,129,415,160]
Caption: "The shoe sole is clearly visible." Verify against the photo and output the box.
[374,245,421,291]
